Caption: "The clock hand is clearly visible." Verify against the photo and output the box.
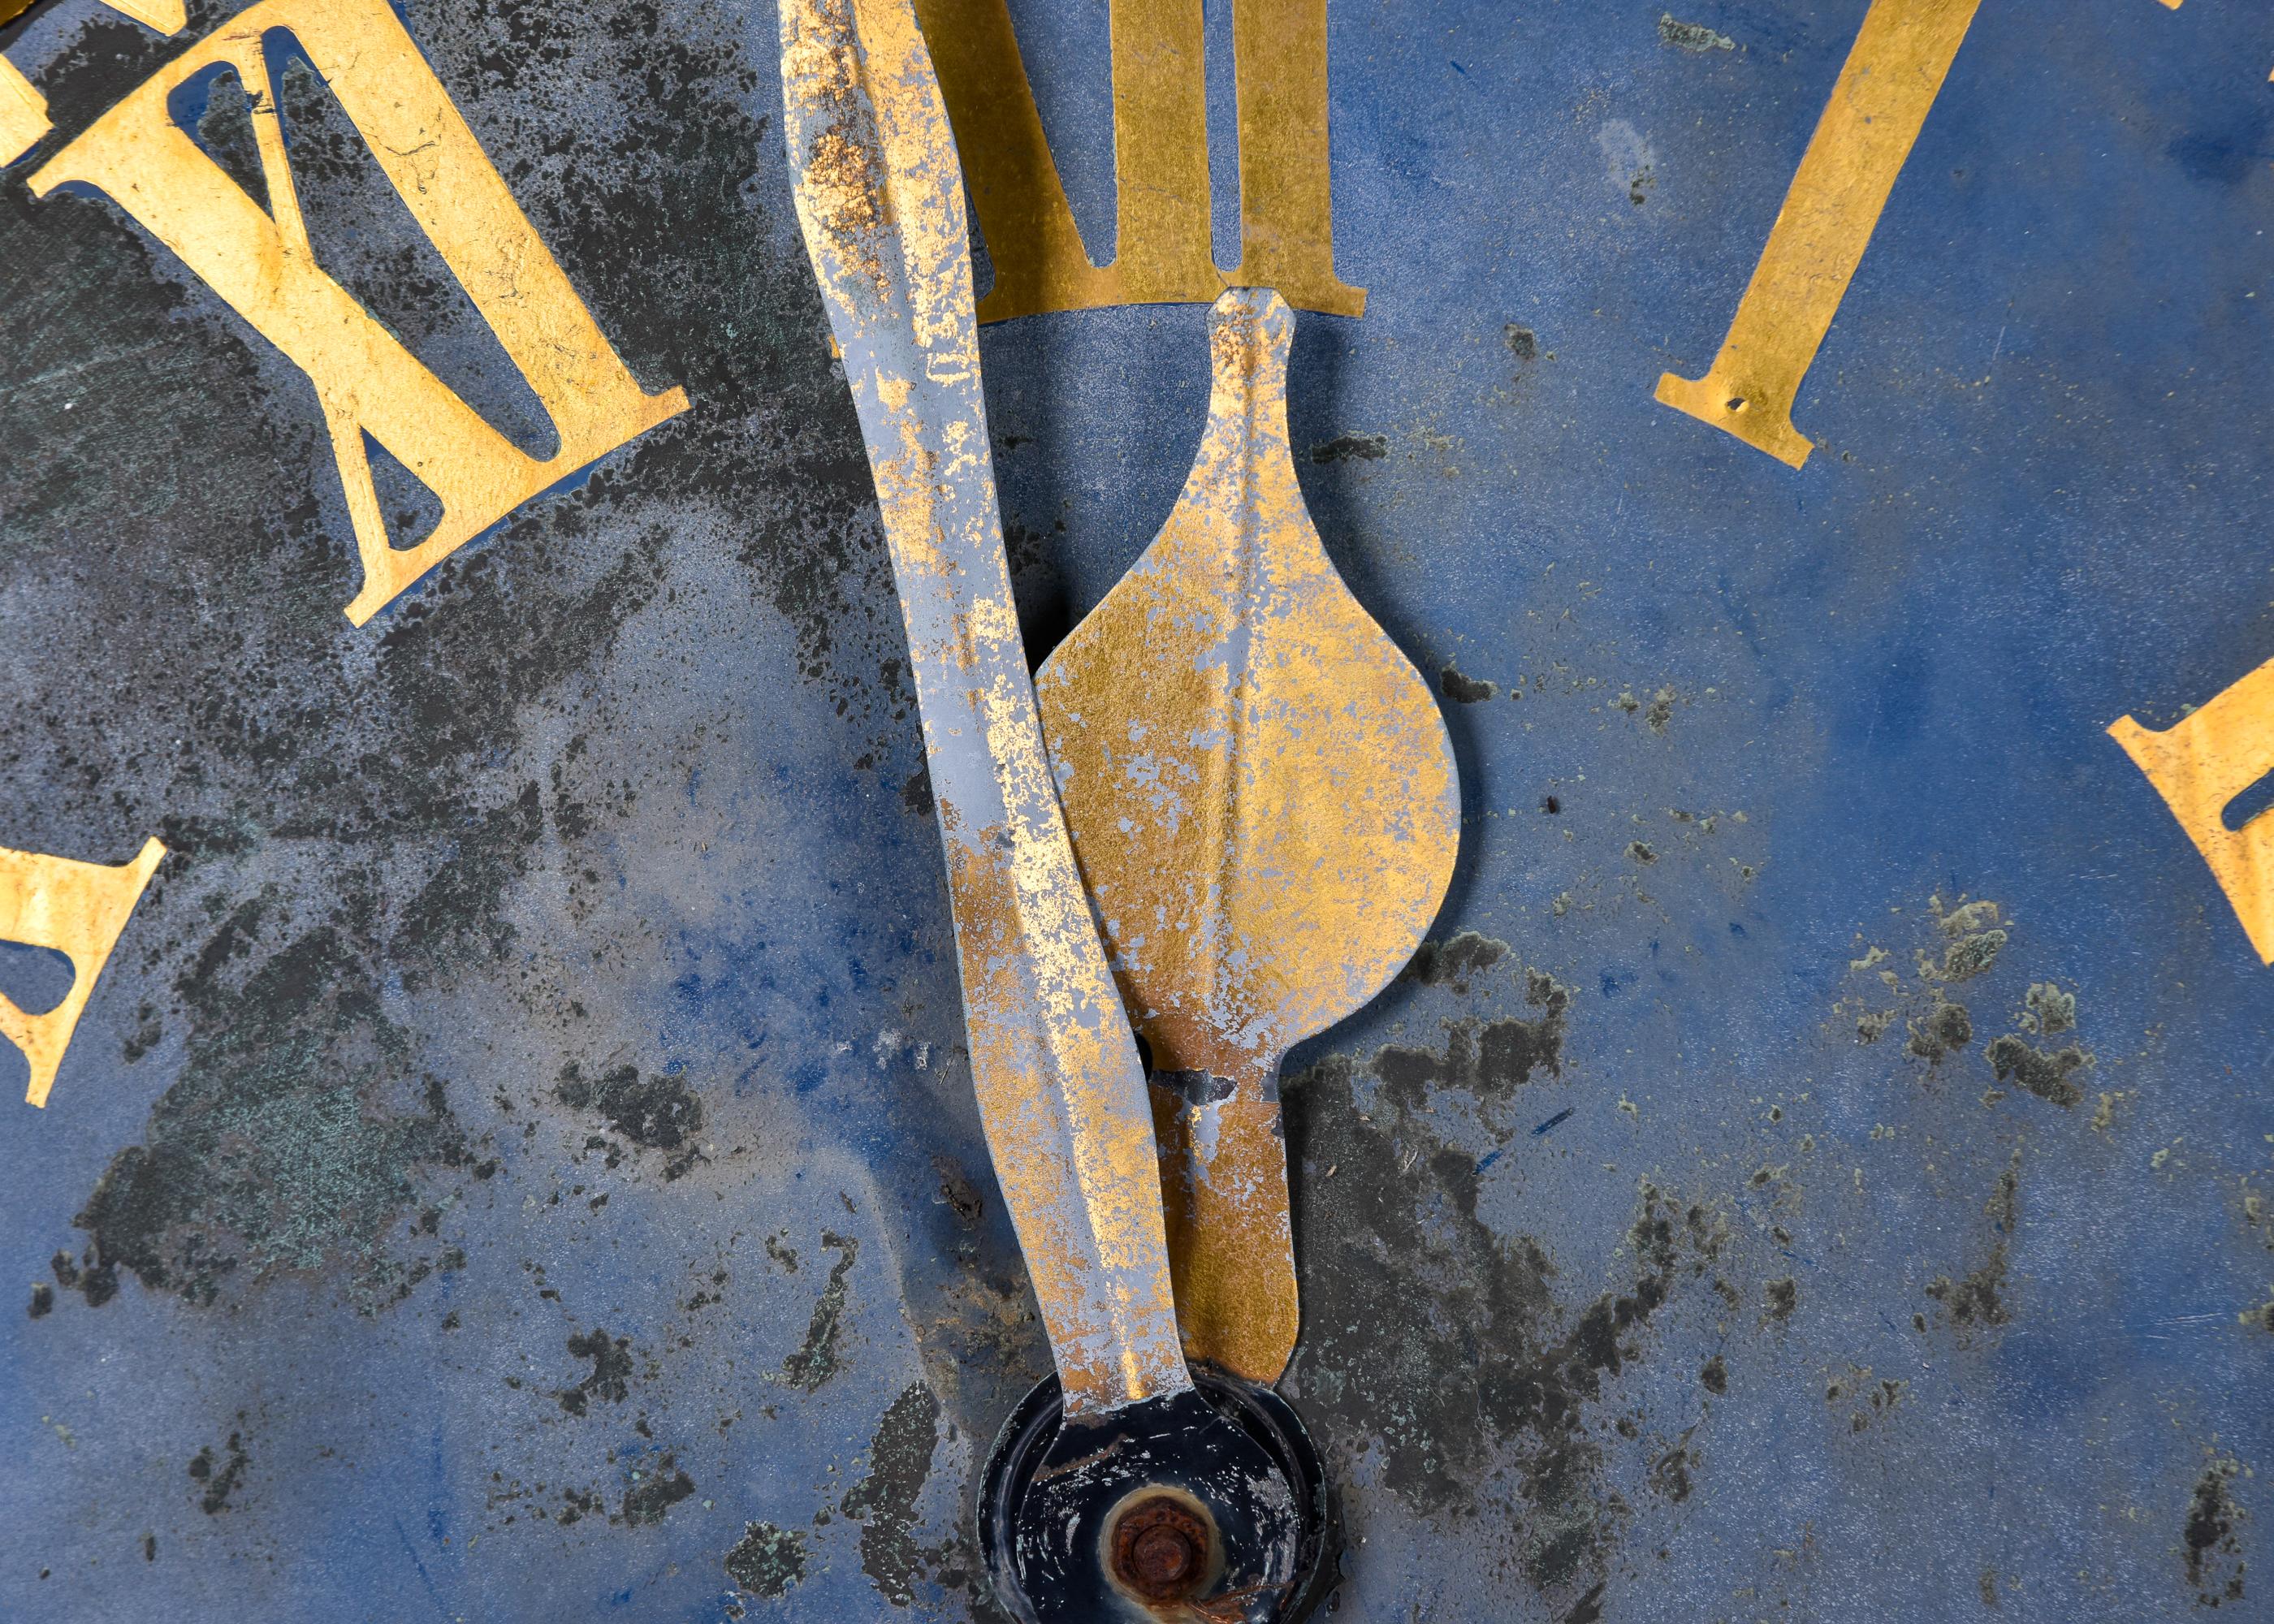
[779,0,1183,1417]
[781,6,1334,1617]
[1035,288,1459,1385]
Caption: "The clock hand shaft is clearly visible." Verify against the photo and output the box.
[780,0,1188,1416]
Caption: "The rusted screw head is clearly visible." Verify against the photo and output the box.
[1111,1494,1211,1600]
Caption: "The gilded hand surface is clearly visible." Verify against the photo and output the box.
[780,0,1187,1415]
[1036,288,1459,1383]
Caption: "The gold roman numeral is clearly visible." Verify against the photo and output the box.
[28,0,686,625]
[1657,0,1982,467]
[2111,663,2274,965]
[913,0,1363,323]
[0,838,164,1108]
[0,1,184,166]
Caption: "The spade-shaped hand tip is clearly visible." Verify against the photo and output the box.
[1036,287,1460,1380]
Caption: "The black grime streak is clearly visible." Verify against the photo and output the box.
[1283,964,1737,1598]
[781,1231,859,1393]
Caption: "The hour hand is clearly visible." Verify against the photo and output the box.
[1035,287,1461,1386]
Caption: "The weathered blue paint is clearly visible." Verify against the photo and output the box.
[2,0,2271,1620]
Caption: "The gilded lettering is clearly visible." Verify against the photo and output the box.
[0,838,164,1108]
[0,57,45,168]
[914,0,1362,322]
[29,0,686,624]
[1656,0,1982,468]
[2111,661,2274,965]
[0,0,183,166]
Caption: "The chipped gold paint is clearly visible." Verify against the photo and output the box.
[0,837,163,1108]
[1656,0,1981,468]
[913,0,1363,323]
[782,0,1188,1415]
[29,0,685,626]
[2111,662,2274,965]
[1035,289,1459,1383]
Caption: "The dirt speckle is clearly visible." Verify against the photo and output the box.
[1826,1364,1906,1433]
[1652,1429,1700,1502]
[559,1327,634,1415]
[556,1061,704,1171]
[931,1156,984,1229]
[620,1458,695,1526]
[2022,982,2075,1035]
[2184,1458,2248,1605]
[1442,663,1498,703]
[1309,431,1387,464]
[726,1522,808,1598]
[27,1284,53,1319]
[187,1432,249,1515]
[48,1249,115,1310]
[1763,1277,1797,1324]
[1986,1034,2090,1108]
[1506,324,1538,361]
[1926,1217,2013,1339]
[1940,929,2008,983]
[1699,1354,1727,1394]
[1401,931,1512,994]
[1659,14,1735,53]
[1904,1000,1974,1064]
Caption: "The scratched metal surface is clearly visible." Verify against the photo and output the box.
[2,1,2271,1621]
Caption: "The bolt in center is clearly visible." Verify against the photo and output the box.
[1110,1494,1212,1601]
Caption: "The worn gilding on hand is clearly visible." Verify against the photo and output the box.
[780,0,1187,1416]
[1655,0,1982,468]
[1035,289,1459,1384]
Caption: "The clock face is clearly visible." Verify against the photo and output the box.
[4,0,2272,1618]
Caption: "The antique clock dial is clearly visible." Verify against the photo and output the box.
[5,1,2272,1621]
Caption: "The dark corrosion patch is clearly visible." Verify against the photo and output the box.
[1284,986,1735,1601]
[725,1522,809,1600]
[841,1380,943,1606]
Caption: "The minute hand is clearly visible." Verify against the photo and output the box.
[780,0,1187,1416]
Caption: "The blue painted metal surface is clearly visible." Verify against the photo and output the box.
[2,1,2272,1619]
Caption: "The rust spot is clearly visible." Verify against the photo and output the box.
[1110,1495,1211,1601]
